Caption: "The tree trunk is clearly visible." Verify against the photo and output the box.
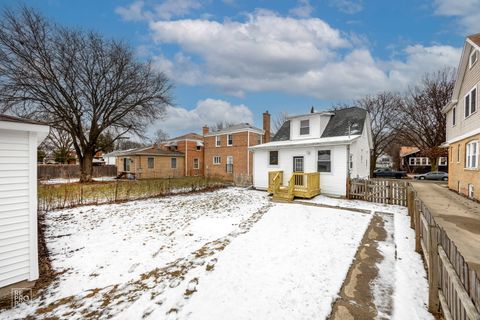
[79,151,94,183]
[370,153,378,177]
[430,157,438,172]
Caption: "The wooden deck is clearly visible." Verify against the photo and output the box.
[268,171,320,202]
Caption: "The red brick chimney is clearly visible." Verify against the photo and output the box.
[202,125,209,136]
[263,111,270,143]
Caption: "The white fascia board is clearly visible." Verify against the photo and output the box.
[444,127,480,146]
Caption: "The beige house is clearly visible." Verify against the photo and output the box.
[115,146,185,179]
[443,33,480,200]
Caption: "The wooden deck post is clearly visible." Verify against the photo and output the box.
[346,177,351,199]
[428,224,440,314]
[414,199,421,253]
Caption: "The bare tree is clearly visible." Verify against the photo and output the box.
[397,68,455,171]
[356,92,403,176]
[272,111,289,133]
[0,7,172,182]
[152,128,169,144]
[40,128,74,164]
[213,121,234,131]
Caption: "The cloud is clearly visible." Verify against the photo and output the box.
[158,99,254,134]
[328,0,363,14]
[115,0,202,21]
[433,0,480,33]
[148,11,461,100]
[289,0,314,18]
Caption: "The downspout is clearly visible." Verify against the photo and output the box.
[185,139,188,176]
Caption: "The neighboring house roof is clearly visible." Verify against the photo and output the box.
[167,133,203,141]
[250,135,361,150]
[205,123,263,136]
[0,114,47,126]
[116,147,184,157]
[468,33,480,47]
[271,107,367,142]
[399,146,420,158]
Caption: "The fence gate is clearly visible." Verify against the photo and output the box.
[348,178,408,206]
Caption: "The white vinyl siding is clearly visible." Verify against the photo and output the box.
[0,129,34,287]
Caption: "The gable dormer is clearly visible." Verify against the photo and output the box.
[288,112,333,140]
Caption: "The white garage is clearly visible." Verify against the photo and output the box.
[0,114,49,288]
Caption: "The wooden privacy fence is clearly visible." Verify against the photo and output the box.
[348,178,408,206]
[38,164,117,179]
[407,187,480,320]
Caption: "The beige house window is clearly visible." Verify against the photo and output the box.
[470,50,478,69]
[457,144,460,163]
[171,158,177,169]
[464,86,477,118]
[148,157,154,169]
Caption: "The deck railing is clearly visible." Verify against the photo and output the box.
[268,171,320,199]
[268,171,283,193]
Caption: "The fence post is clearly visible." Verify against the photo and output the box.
[364,179,369,201]
[388,181,393,205]
[428,224,440,314]
[407,187,415,229]
[414,199,421,253]
[346,177,351,199]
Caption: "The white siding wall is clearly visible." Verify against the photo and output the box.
[350,122,371,178]
[0,129,38,287]
[253,144,348,196]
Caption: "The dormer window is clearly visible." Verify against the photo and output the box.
[470,50,478,69]
[300,119,310,135]
[465,86,477,118]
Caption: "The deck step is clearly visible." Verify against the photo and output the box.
[272,190,294,202]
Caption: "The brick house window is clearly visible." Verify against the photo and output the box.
[196,145,201,151]
[148,157,154,169]
[227,134,233,146]
[215,136,221,147]
[300,119,310,135]
[226,156,233,173]
[465,86,477,118]
[269,151,278,165]
[317,150,331,172]
[466,141,478,169]
[171,158,177,169]
[213,156,221,165]
[457,144,460,162]
[193,158,199,169]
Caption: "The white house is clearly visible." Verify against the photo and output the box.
[0,114,49,289]
[250,107,372,197]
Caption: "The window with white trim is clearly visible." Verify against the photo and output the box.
[438,157,447,166]
[464,86,477,118]
[409,157,431,166]
[213,156,221,165]
[470,50,478,69]
[452,107,456,126]
[466,141,478,169]
[227,134,233,146]
[300,119,310,135]
[468,184,475,198]
[193,158,199,169]
[317,150,331,172]
[215,136,221,147]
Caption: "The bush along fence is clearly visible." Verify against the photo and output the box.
[38,164,117,180]
[347,178,408,206]
[38,177,229,211]
[407,187,480,320]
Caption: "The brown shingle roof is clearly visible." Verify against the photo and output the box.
[117,146,184,157]
[468,33,480,47]
[0,114,47,126]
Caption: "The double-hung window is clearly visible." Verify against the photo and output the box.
[470,50,478,69]
[466,141,478,169]
[300,119,310,135]
[193,158,199,169]
[465,86,477,118]
[317,150,331,172]
[171,158,177,169]
[269,151,278,165]
[213,156,221,165]
[215,136,221,147]
[148,157,154,169]
[227,134,233,146]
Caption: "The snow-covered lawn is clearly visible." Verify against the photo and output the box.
[2,188,431,319]
[40,176,116,184]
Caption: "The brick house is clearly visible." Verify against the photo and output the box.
[161,133,204,176]
[203,112,271,184]
[115,146,184,179]
[443,33,480,200]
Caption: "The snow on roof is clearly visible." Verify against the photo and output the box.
[250,135,361,150]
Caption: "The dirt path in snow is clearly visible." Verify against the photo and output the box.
[328,213,394,320]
